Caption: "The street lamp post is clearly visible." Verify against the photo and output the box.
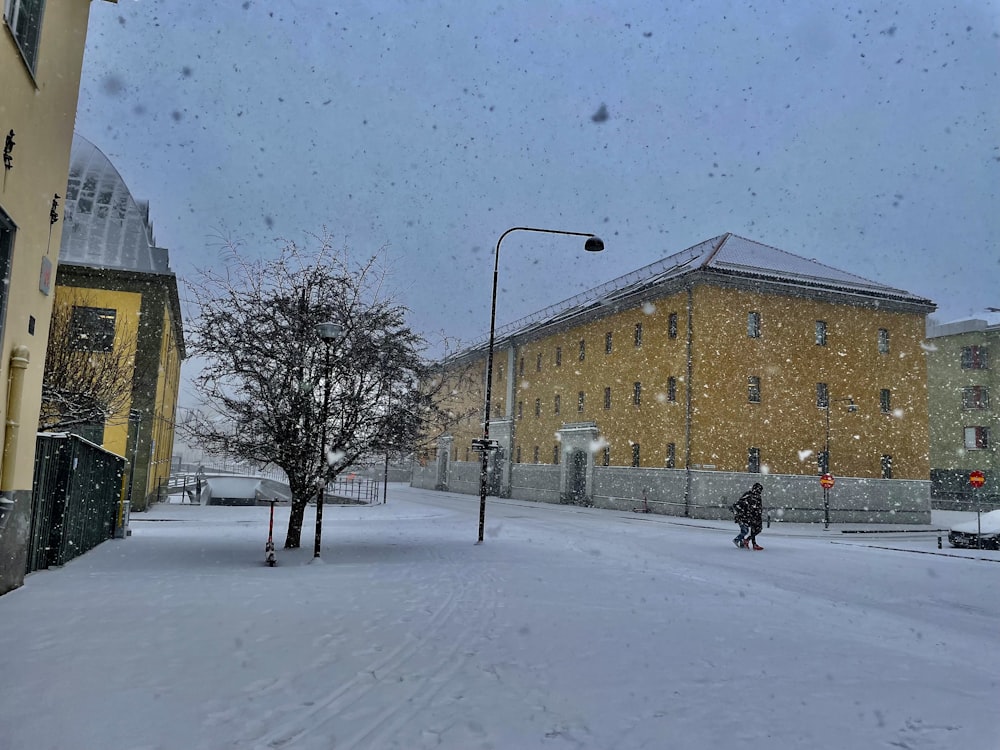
[314,321,344,558]
[822,396,857,529]
[476,227,605,544]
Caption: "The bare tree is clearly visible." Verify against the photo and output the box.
[41,294,137,433]
[184,232,434,548]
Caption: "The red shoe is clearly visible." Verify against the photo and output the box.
[752,543,764,550]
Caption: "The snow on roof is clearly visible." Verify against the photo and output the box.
[462,233,934,352]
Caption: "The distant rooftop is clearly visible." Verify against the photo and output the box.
[467,233,935,349]
[59,133,173,275]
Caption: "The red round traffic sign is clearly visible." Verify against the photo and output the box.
[969,470,985,488]
[820,473,835,489]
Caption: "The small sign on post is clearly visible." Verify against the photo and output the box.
[969,470,985,488]
[820,473,835,489]
[471,438,500,453]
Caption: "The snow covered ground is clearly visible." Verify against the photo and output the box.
[2,484,997,750]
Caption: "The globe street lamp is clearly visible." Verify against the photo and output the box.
[314,321,344,558]
[822,395,857,529]
[475,227,605,544]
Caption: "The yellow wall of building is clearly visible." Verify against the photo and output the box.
[0,0,95,491]
[147,304,181,496]
[436,282,930,481]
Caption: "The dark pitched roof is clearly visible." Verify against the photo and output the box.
[467,232,935,350]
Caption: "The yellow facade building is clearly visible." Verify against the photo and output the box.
[55,133,185,511]
[1,0,117,593]
[419,234,936,523]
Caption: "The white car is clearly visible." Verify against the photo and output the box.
[949,510,1000,550]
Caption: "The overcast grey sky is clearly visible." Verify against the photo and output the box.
[75,1,1000,353]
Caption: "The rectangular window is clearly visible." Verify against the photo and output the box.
[961,346,989,370]
[878,328,890,354]
[577,391,585,412]
[633,381,642,405]
[880,388,891,414]
[555,347,562,367]
[534,398,540,417]
[818,450,829,475]
[536,353,542,372]
[519,357,524,376]
[632,443,641,467]
[668,312,678,339]
[533,446,540,464]
[605,331,613,354]
[748,376,761,403]
[634,322,643,347]
[553,445,560,464]
[881,454,893,479]
[579,339,586,361]
[516,446,521,463]
[667,377,677,402]
[602,446,610,466]
[748,311,761,338]
[4,0,45,72]
[665,442,676,469]
[70,306,117,352]
[817,382,829,408]
[962,386,990,410]
[965,426,990,450]
[603,386,611,409]
[815,320,827,346]
[517,400,523,420]
[497,365,504,382]
[554,394,561,414]
[748,447,761,474]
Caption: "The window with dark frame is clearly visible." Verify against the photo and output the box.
[667,376,677,402]
[880,388,891,414]
[962,386,990,409]
[533,446,539,463]
[881,454,893,479]
[579,339,586,361]
[517,400,523,420]
[602,446,610,466]
[554,394,561,414]
[603,386,611,409]
[748,376,761,403]
[605,331,613,354]
[555,346,562,366]
[634,322,643,347]
[631,443,640,467]
[665,442,676,469]
[668,312,678,339]
[748,447,761,473]
[818,450,829,475]
[817,382,829,408]
[553,445,560,464]
[633,381,641,405]
[5,0,46,73]
[748,311,761,338]
[964,426,990,450]
[536,353,542,372]
[516,446,521,463]
[70,306,117,352]
[577,391,585,412]
[961,346,989,370]
[519,357,524,376]
[878,328,890,354]
[815,320,827,346]
[534,398,540,417]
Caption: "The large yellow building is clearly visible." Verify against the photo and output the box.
[0,0,117,593]
[55,133,184,511]
[419,234,936,523]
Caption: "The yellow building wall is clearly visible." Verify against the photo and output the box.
[689,285,929,479]
[439,281,930,482]
[51,284,143,457]
[147,304,181,497]
[0,0,95,491]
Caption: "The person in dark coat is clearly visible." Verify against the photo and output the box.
[732,482,764,550]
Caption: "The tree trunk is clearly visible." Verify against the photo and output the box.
[285,496,308,548]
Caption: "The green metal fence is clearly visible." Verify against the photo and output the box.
[27,433,126,573]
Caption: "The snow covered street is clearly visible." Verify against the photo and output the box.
[2,484,997,750]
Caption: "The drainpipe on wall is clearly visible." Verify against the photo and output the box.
[1,345,30,494]
[683,286,693,517]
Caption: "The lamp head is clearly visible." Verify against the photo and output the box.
[847,399,858,412]
[316,321,344,341]
[584,236,605,253]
